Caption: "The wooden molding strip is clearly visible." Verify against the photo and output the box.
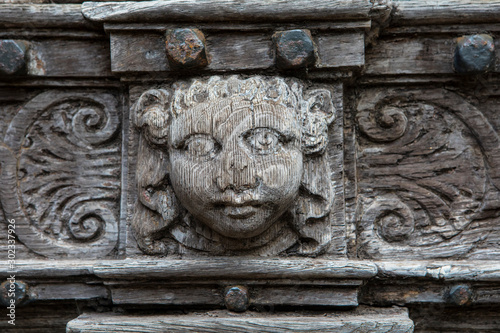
[66,307,415,333]
[81,0,372,23]
[393,0,500,25]
[2,259,500,281]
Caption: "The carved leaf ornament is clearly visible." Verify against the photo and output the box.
[0,92,120,258]
[356,89,500,258]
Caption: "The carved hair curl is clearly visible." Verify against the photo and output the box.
[134,75,335,155]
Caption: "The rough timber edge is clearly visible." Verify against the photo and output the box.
[1,259,500,281]
[66,307,415,333]
[81,0,500,25]
[81,0,372,23]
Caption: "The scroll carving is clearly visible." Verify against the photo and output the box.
[0,91,121,258]
[132,76,338,256]
[356,88,500,259]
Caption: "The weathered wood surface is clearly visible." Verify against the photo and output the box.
[104,20,372,32]
[355,88,500,259]
[93,259,377,279]
[410,305,500,332]
[110,284,358,307]
[365,37,500,75]
[376,261,500,281]
[129,76,344,256]
[66,307,414,333]
[0,260,95,278]
[5,260,500,282]
[362,281,500,306]
[29,284,108,301]
[0,301,80,333]
[0,4,91,29]
[0,91,121,259]
[110,32,364,73]
[26,39,112,77]
[392,0,500,25]
[82,0,372,23]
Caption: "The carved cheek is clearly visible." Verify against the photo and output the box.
[169,153,216,205]
[259,150,303,191]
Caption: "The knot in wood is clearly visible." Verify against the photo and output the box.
[166,29,208,70]
[454,34,496,74]
[0,40,26,75]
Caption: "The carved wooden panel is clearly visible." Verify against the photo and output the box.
[0,91,121,258]
[2,1,500,332]
[127,76,345,257]
[354,88,500,259]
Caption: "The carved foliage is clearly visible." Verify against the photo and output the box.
[132,76,338,256]
[0,91,121,258]
[355,89,500,259]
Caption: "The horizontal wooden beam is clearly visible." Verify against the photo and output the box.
[3,260,500,281]
[82,0,372,23]
[393,0,500,25]
[66,307,414,333]
[0,4,92,29]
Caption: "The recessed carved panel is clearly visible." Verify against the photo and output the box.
[355,88,500,259]
[0,91,121,258]
[130,75,344,256]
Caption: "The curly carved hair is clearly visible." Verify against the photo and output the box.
[134,75,335,155]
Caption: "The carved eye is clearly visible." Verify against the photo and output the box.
[246,128,282,154]
[183,135,219,157]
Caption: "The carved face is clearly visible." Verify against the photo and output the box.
[168,98,303,238]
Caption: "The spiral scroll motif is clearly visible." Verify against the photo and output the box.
[0,91,120,258]
[356,89,496,259]
[357,105,408,142]
[72,105,120,145]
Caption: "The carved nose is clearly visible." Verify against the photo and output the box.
[216,149,257,192]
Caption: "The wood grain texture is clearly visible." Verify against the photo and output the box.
[316,33,365,69]
[110,284,358,307]
[111,32,168,72]
[393,0,500,25]
[82,0,372,23]
[365,37,500,75]
[66,307,414,333]
[355,88,500,259]
[110,32,365,73]
[26,40,112,77]
[0,4,91,29]
[92,259,377,279]
[130,76,342,256]
[104,20,372,32]
[410,305,500,332]
[376,261,500,281]
[0,91,121,258]
[362,281,500,306]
